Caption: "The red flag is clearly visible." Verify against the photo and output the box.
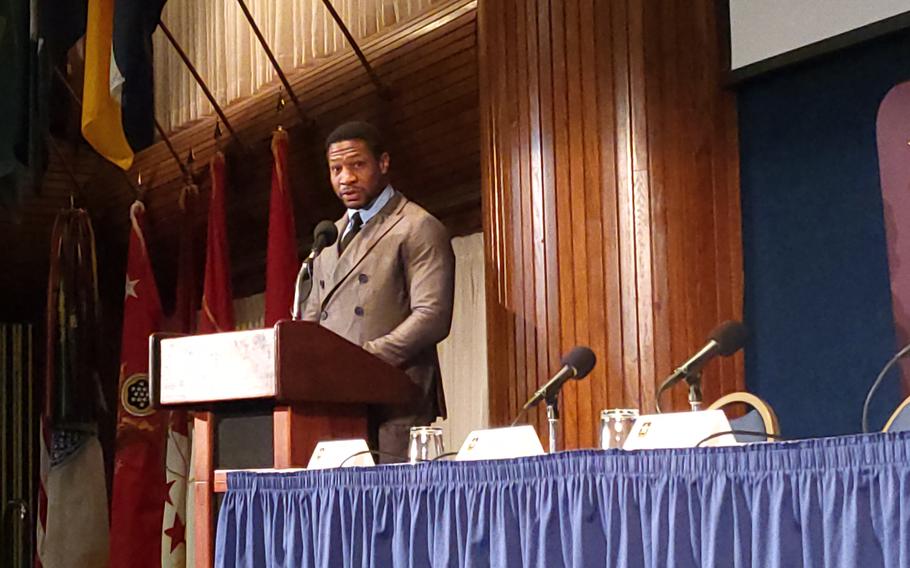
[264,129,300,326]
[109,201,166,568]
[162,185,198,566]
[199,151,234,333]
[187,152,234,565]
[172,183,199,334]
[37,209,109,568]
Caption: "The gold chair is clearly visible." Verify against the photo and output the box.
[708,392,780,442]
[883,395,910,432]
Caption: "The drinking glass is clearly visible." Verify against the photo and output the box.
[408,426,445,463]
[599,409,640,449]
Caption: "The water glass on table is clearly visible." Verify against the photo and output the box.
[599,408,639,449]
[408,426,445,463]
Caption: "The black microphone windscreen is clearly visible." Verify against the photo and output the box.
[313,220,339,246]
[561,346,596,378]
[708,320,748,356]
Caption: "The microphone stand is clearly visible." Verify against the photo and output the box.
[546,392,560,453]
[685,372,703,411]
[291,258,314,320]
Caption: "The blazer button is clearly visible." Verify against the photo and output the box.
[354,306,364,317]
[320,310,328,321]
[358,273,368,284]
[319,280,325,289]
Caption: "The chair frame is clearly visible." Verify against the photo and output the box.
[883,395,910,432]
[707,392,781,437]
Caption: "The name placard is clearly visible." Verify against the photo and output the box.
[622,410,739,450]
[307,439,374,469]
[456,426,545,461]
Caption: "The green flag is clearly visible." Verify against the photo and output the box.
[0,0,30,205]
[0,0,83,207]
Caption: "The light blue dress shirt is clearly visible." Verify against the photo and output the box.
[341,184,395,240]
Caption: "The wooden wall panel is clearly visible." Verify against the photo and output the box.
[480,0,744,447]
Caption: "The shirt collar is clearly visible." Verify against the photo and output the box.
[346,184,395,227]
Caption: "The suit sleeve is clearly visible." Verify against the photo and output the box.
[363,215,455,367]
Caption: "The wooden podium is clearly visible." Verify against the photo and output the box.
[150,320,419,568]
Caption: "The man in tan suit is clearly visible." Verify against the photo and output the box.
[302,121,455,460]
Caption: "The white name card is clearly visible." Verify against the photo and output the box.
[456,425,545,461]
[307,439,374,469]
[622,410,739,450]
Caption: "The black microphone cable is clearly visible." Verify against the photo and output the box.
[861,342,910,433]
[510,408,529,427]
[694,430,789,448]
[655,374,687,414]
[338,450,410,467]
[430,451,459,462]
[337,449,460,467]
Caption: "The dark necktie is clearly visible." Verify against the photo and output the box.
[339,212,363,254]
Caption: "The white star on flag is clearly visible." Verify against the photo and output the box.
[125,276,139,300]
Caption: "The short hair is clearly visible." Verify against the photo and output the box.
[325,121,386,158]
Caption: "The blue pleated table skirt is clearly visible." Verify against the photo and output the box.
[217,432,910,567]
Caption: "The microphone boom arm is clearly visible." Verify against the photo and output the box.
[291,257,314,320]
[291,220,339,320]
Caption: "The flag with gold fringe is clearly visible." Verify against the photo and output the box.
[264,128,299,326]
[81,0,165,169]
[37,209,108,568]
[199,151,234,333]
[161,183,199,567]
[109,201,167,568]
[185,150,235,563]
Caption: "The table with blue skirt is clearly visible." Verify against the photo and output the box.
[215,432,910,567]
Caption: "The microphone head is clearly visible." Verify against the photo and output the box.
[561,346,597,379]
[708,320,748,356]
[313,220,339,247]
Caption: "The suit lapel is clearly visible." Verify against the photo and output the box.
[322,193,407,306]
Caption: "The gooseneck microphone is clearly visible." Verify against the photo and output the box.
[522,346,597,411]
[656,320,747,412]
[291,221,339,319]
[306,220,339,261]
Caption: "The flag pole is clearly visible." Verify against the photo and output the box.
[153,114,191,179]
[46,136,83,206]
[234,0,310,125]
[157,20,243,144]
[320,0,393,99]
[52,68,189,182]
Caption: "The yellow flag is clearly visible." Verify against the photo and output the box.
[82,0,134,170]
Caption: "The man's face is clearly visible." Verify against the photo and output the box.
[327,139,390,209]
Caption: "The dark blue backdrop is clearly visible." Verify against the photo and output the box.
[738,30,910,439]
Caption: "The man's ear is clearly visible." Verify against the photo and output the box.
[379,152,390,175]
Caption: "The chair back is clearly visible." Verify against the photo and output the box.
[884,396,910,433]
[707,392,780,442]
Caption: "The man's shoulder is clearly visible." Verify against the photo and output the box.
[399,198,445,231]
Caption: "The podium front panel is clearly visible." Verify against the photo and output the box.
[159,329,276,405]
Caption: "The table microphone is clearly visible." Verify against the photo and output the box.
[522,346,597,410]
[292,221,339,319]
[656,320,747,410]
